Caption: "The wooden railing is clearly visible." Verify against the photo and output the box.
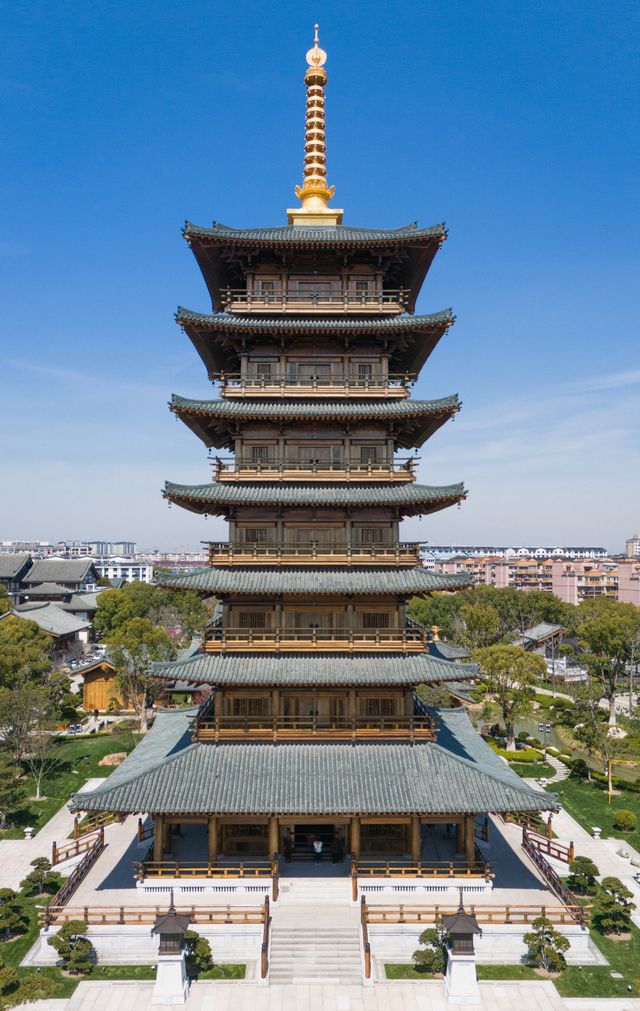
[203,627,427,654]
[362,898,588,927]
[214,457,415,483]
[193,714,434,743]
[41,900,268,928]
[522,830,585,921]
[137,817,154,843]
[72,811,124,839]
[223,287,407,314]
[44,829,106,921]
[261,895,270,979]
[360,896,372,980]
[523,827,574,864]
[220,372,412,399]
[207,542,423,567]
[52,830,103,867]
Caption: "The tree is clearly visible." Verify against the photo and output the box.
[0,755,27,830]
[453,603,500,649]
[415,682,454,709]
[183,929,213,973]
[48,920,95,973]
[20,857,62,897]
[107,617,176,733]
[46,670,80,724]
[566,855,599,895]
[408,593,466,641]
[524,915,570,972]
[472,645,546,749]
[570,679,627,801]
[578,600,640,726]
[0,686,55,765]
[0,619,53,687]
[0,890,28,940]
[23,730,64,801]
[593,877,636,935]
[412,924,448,974]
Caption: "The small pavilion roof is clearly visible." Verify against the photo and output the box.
[1,602,91,638]
[70,709,552,817]
[182,221,447,314]
[157,566,471,596]
[522,623,565,648]
[170,394,460,450]
[163,480,466,518]
[149,652,479,688]
[176,308,453,377]
[428,640,471,662]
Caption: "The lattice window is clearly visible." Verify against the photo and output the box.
[362,697,396,716]
[360,611,391,628]
[237,611,269,628]
[244,528,269,544]
[232,697,267,716]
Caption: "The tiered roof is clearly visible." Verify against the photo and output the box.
[170,394,460,450]
[158,566,471,596]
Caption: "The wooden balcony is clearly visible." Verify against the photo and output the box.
[206,542,423,567]
[203,627,427,653]
[219,374,412,399]
[214,458,416,483]
[223,288,407,315]
[193,714,434,743]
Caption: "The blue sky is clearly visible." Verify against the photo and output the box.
[1,0,638,552]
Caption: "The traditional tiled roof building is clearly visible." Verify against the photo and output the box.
[74,28,549,875]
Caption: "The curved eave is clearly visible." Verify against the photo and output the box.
[170,395,461,450]
[163,480,467,518]
[155,566,472,596]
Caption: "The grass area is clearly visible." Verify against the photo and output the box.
[86,965,156,981]
[385,963,440,979]
[546,777,640,841]
[476,964,538,980]
[0,731,137,839]
[510,762,555,779]
[199,964,246,979]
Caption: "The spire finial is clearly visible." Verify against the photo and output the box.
[287,24,343,226]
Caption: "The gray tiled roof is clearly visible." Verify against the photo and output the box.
[150,652,479,687]
[164,481,466,516]
[522,623,564,646]
[6,602,91,637]
[176,308,453,333]
[23,559,97,585]
[71,727,551,816]
[21,582,70,597]
[171,395,460,421]
[0,553,31,581]
[157,566,471,595]
[429,641,471,661]
[184,221,446,245]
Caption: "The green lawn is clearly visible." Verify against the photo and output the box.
[510,762,555,779]
[1,732,137,839]
[385,963,440,979]
[546,777,640,842]
[199,964,246,979]
[476,964,538,980]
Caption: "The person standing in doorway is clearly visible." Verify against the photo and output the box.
[313,836,323,865]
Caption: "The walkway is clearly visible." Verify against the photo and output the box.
[19,978,640,1011]
[0,778,105,890]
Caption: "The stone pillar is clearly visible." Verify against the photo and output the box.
[154,815,164,862]
[207,816,218,863]
[410,816,421,863]
[350,817,360,859]
[444,947,480,1003]
[455,820,465,856]
[465,815,476,865]
[152,950,188,1005]
[268,817,279,857]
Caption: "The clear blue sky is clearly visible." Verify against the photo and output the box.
[2,0,638,552]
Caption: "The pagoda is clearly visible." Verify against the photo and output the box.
[73,28,550,875]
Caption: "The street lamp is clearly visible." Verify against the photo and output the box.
[538,722,552,763]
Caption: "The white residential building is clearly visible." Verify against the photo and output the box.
[93,557,154,584]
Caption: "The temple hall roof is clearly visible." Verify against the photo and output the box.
[0,553,32,581]
[184,221,447,245]
[177,309,453,377]
[1,602,91,638]
[170,394,460,450]
[149,652,479,688]
[70,708,551,817]
[22,558,98,585]
[157,566,471,596]
[163,480,466,518]
[428,640,471,661]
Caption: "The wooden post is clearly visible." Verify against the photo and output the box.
[153,815,164,862]
[546,813,553,840]
[163,820,173,855]
[208,816,218,863]
[569,840,575,862]
[351,816,361,859]
[455,820,465,855]
[410,816,421,863]
[268,817,279,858]
[272,688,280,718]
[347,690,357,718]
[465,815,475,865]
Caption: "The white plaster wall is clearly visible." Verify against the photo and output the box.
[358,877,492,901]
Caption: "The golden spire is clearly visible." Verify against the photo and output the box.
[287,24,343,226]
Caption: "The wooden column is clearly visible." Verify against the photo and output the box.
[274,601,283,630]
[465,815,475,865]
[163,820,173,854]
[208,816,218,862]
[153,815,164,862]
[455,820,465,855]
[214,691,223,717]
[348,690,357,718]
[272,688,281,717]
[268,817,279,857]
[410,816,421,863]
[351,816,360,859]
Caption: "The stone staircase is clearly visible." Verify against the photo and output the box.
[268,924,362,984]
[277,875,352,905]
[546,754,569,781]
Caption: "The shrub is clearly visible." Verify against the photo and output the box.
[6,972,57,1007]
[0,890,28,940]
[412,924,448,975]
[20,857,62,897]
[524,915,570,972]
[48,920,95,974]
[0,960,18,996]
[529,738,543,749]
[612,809,637,832]
[567,855,599,895]
[517,731,529,742]
[569,758,590,781]
[183,930,213,974]
[592,877,636,935]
